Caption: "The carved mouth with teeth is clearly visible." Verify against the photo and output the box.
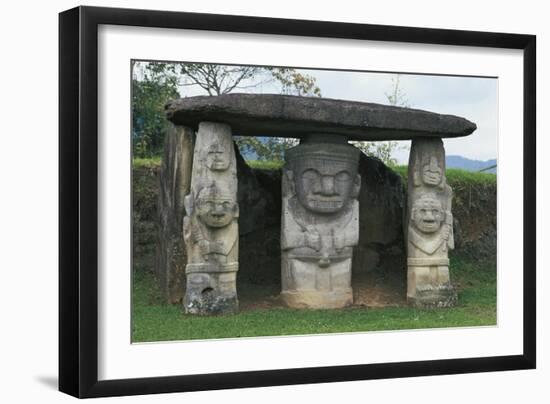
[421,218,437,227]
[306,198,344,211]
[416,217,441,233]
[423,173,441,185]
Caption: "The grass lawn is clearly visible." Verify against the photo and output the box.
[132,255,496,343]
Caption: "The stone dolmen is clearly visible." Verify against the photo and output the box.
[159,93,476,313]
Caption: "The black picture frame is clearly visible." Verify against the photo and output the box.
[59,5,536,398]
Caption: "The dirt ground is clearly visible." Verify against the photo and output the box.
[239,271,407,310]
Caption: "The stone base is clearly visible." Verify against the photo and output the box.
[184,294,238,315]
[407,265,456,308]
[184,265,238,315]
[281,289,353,309]
[407,285,458,308]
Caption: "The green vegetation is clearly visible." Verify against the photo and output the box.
[132,61,321,159]
[393,165,496,186]
[132,63,180,158]
[130,157,496,187]
[245,159,285,170]
[132,61,409,165]
[130,157,496,343]
[132,255,495,342]
[132,156,162,169]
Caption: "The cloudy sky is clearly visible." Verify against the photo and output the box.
[139,61,497,164]
[305,69,497,164]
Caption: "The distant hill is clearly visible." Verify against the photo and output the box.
[446,155,496,173]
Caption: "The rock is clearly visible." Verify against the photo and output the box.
[133,165,158,273]
[451,182,496,259]
[155,124,194,303]
[236,162,282,285]
[237,148,408,290]
[280,137,361,308]
[166,93,477,141]
[406,138,457,307]
[353,153,406,276]
[144,148,495,306]
[183,122,239,315]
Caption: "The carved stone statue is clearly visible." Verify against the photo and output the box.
[183,122,239,315]
[281,139,361,308]
[406,138,457,307]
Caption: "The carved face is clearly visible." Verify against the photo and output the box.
[422,156,443,186]
[196,190,237,228]
[412,196,444,234]
[294,158,358,214]
[206,141,230,171]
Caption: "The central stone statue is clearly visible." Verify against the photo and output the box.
[281,138,361,308]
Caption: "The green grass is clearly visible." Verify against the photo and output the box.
[245,160,285,170]
[131,157,496,188]
[132,156,162,169]
[393,165,496,186]
[243,160,496,188]
[130,157,285,171]
[132,255,496,342]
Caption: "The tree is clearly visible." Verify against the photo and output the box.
[132,62,180,157]
[132,61,321,158]
[385,74,409,108]
[351,74,409,166]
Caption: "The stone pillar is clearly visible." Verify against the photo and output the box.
[183,122,239,315]
[406,138,457,307]
[156,123,195,303]
[281,137,361,308]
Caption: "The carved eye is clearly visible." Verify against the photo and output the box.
[302,169,320,183]
[335,171,351,182]
[223,201,230,209]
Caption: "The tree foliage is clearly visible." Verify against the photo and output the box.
[131,61,320,158]
[132,62,407,166]
[350,74,409,166]
[132,62,179,157]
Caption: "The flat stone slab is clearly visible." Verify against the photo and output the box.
[166,94,476,141]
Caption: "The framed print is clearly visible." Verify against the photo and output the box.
[59,5,536,398]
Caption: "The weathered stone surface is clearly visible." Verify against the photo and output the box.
[406,138,457,307]
[353,153,406,276]
[142,151,494,306]
[155,123,194,303]
[453,184,496,259]
[236,151,407,286]
[236,161,282,285]
[281,137,361,308]
[166,94,477,141]
[183,122,239,315]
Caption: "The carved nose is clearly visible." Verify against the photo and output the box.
[320,176,336,195]
[211,210,225,218]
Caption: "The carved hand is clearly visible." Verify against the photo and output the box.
[304,226,321,251]
[198,239,210,256]
[441,223,451,240]
[332,229,345,252]
[183,217,191,243]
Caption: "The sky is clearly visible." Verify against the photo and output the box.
[305,69,497,164]
[136,62,497,164]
